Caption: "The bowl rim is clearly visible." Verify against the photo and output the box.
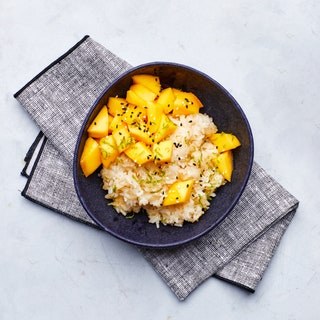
[73,61,254,248]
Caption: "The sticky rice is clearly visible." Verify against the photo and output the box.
[100,113,226,227]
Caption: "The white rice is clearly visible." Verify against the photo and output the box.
[100,113,226,227]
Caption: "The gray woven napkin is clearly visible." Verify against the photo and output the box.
[15,35,299,301]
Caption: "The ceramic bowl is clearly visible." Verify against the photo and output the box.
[73,62,254,248]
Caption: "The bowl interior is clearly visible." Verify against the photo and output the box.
[73,62,254,248]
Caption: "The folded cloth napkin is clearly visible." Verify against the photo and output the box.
[15,35,299,301]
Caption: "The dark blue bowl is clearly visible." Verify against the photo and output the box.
[73,62,254,248]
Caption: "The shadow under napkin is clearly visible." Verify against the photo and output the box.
[15,35,299,301]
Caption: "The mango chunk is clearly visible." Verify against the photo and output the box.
[212,150,233,182]
[80,137,102,177]
[210,132,241,153]
[125,141,153,165]
[121,104,147,125]
[129,84,157,102]
[108,114,114,133]
[112,126,134,153]
[153,140,173,163]
[87,106,109,138]
[126,90,148,108]
[147,101,163,133]
[132,74,161,95]
[99,135,119,168]
[154,114,177,143]
[156,87,175,114]
[107,97,128,117]
[163,179,194,206]
[128,122,152,145]
[172,91,203,115]
[109,114,126,132]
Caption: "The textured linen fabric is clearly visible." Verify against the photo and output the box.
[141,164,297,299]
[15,36,299,301]
[15,35,131,165]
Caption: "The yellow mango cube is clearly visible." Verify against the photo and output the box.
[210,132,241,153]
[132,74,161,95]
[125,141,153,165]
[157,87,175,114]
[129,84,157,102]
[108,114,114,133]
[147,101,163,133]
[163,179,194,206]
[109,114,125,132]
[87,106,109,138]
[153,140,173,163]
[212,150,233,182]
[126,90,148,108]
[128,123,152,145]
[121,104,147,125]
[112,126,134,153]
[154,114,177,143]
[107,97,128,117]
[80,137,102,177]
[99,135,119,168]
[172,91,203,115]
